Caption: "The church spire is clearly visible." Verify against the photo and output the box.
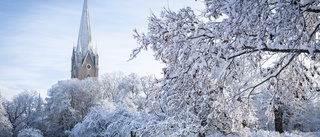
[71,0,99,80]
[76,0,92,58]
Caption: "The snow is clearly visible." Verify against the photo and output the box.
[3,0,320,136]
[17,128,43,137]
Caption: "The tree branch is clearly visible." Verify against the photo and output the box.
[242,53,299,102]
[305,7,320,13]
[309,22,320,42]
[228,47,318,60]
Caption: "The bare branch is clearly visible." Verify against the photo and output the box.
[309,23,320,42]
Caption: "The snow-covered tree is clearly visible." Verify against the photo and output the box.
[100,72,158,111]
[138,75,160,113]
[3,90,43,136]
[132,0,320,134]
[115,73,144,110]
[100,72,126,101]
[0,92,13,137]
[44,78,103,137]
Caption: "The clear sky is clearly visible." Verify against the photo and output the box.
[0,0,204,99]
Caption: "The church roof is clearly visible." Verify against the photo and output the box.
[76,0,93,58]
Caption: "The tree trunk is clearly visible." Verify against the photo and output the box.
[198,133,205,137]
[274,106,283,133]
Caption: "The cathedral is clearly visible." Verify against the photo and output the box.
[71,0,99,80]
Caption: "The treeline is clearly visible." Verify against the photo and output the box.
[1,71,320,137]
[0,72,158,137]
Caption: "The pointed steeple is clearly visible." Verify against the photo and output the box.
[71,0,99,80]
[76,0,92,58]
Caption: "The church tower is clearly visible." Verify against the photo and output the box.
[71,0,99,80]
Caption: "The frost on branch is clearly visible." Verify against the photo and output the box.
[0,93,13,137]
[132,0,320,134]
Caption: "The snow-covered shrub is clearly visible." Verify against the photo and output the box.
[69,105,144,137]
[285,100,320,132]
[17,128,43,137]
[237,128,320,137]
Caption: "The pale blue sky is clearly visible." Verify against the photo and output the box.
[0,0,204,99]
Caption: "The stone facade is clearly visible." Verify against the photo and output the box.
[71,51,99,80]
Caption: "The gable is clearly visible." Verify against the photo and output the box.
[82,51,95,67]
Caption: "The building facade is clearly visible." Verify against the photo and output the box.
[71,0,99,80]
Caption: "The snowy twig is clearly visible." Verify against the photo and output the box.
[242,53,298,104]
